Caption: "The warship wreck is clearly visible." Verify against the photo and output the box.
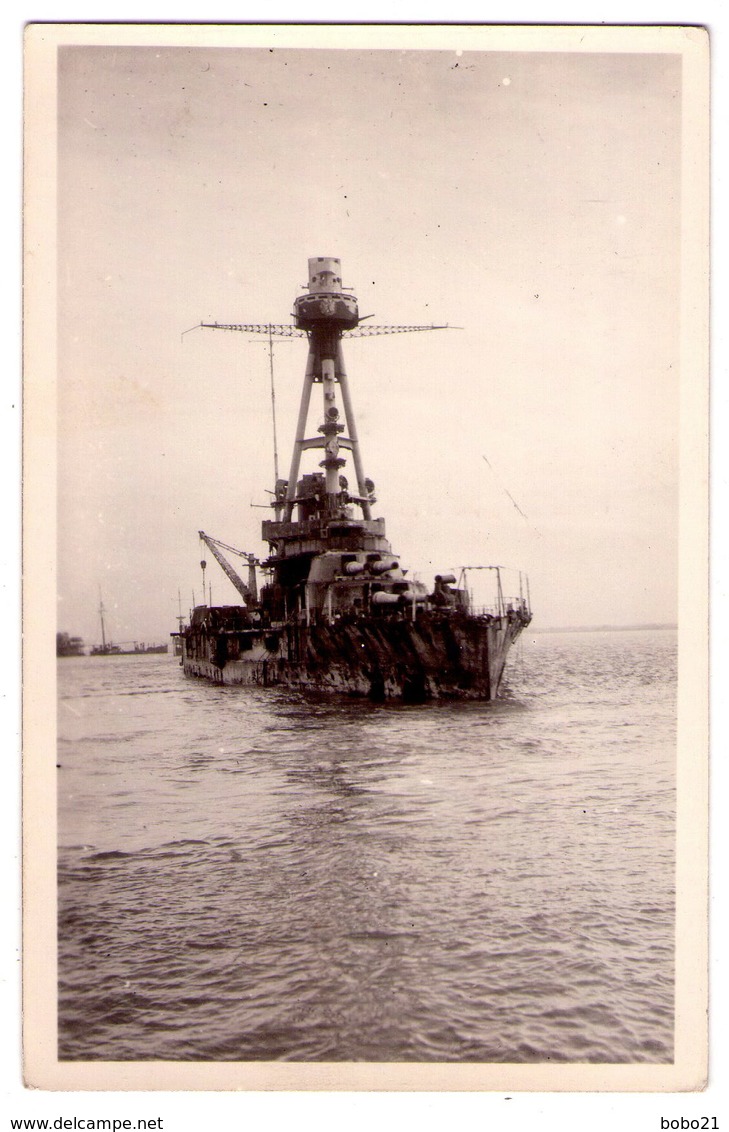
[178,257,531,701]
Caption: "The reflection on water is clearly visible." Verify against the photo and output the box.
[58,631,676,1061]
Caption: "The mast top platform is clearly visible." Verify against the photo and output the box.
[307,257,344,294]
[294,255,359,333]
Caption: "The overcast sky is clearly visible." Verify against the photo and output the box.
[55,40,682,645]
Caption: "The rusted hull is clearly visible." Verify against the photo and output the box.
[182,612,526,702]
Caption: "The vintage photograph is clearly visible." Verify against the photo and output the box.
[23,24,708,1091]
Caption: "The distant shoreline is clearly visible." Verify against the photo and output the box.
[530,623,677,634]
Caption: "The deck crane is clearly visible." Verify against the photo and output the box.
[198,531,260,603]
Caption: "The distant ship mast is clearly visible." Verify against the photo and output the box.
[98,589,107,652]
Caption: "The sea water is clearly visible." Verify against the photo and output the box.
[57,629,675,1062]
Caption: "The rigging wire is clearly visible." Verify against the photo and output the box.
[267,324,280,485]
[481,454,541,536]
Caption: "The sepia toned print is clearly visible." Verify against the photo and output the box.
[23,23,708,1091]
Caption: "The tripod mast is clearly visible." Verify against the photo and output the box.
[198,256,451,527]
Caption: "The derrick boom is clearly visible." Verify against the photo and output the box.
[198,531,256,602]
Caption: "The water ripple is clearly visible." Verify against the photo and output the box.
[57,632,676,1062]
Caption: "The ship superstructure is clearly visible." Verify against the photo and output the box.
[179,258,531,700]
